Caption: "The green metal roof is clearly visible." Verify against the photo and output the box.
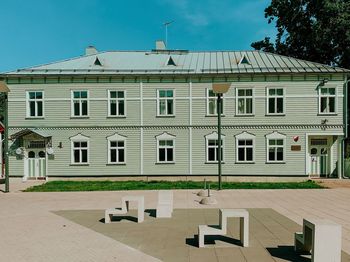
[4,50,350,76]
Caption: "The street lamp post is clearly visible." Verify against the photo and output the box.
[212,83,231,190]
[0,82,10,193]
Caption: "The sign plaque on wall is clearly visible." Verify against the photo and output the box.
[291,145,301,151]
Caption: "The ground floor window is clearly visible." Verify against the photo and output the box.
[70,134,89,164]
[158,140,174,163]
[237,139,254,162]
[72,141,88,164]
[109,140,125,164]
[205,132,225,163]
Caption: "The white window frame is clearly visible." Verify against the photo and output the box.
[26,91,44,118]
[107,133,126,164]
[70,134,89,165]
[71,90,89,117]
[235,87,254,116]
[318,86,337,115]
[235,132,255,163]
[206,88,224,116]
[108,90,126,117]
[156,132,176,163]
[266,87,285,115]
[266,131,286,163]
[205,131,225,163]
[157,89,175,117]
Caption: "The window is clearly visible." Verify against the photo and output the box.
[108,90,126,117]
[27,91,44,118]
[266,132,286,163]
[72,90,89,117]
[235,132,255,163]
[207,89,223,116]
[156,132,175,163]
[205,132,225,163]
[107,133,126,164]
[319,87,336,114]
[267,88,284,114]
[236,88,253,115]
[70,134,89,164]
[157,90,174,116]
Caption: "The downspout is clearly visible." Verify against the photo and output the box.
[341,76,350,178]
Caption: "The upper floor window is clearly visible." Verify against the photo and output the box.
[70,134,89,165]
[205,132,225,163]
[26,91,44,118]
[319,87,336,114]
[235,132,255,163]
[108,90,126,117]
[107,133,126,164]
[266,131,286,163]
[72,90,88,117]
[267,88,284,115]
[236,88,254,115]
[156,132,175,163]
[157,90,174,116]
[207,89,223,116]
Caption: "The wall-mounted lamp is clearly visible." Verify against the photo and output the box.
[320,78,329,86]
[58,142,63,148]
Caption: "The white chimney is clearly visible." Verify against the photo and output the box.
[155,40,166,50]
[85,46,98,56]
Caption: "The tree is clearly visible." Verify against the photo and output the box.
[251,0,350,69]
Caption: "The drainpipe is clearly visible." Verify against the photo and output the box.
[341,77,350,179]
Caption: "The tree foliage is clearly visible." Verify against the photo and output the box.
[251,0,350,69]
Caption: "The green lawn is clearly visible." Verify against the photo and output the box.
[24,180,324,192]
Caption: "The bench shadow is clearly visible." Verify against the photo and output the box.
[99,215,138,223]
[145,209,157,218]
[186,234,242,248]
[266,246,311,262]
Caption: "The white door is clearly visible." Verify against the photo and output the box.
[309,139,330,177]
[26,150,46,179]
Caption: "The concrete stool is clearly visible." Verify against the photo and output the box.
[294,218,341,262]
[105,195,144,223]
[198,208,249,248]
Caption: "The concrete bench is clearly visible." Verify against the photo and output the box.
[156,190,173,218]
[198,208,249,248]
[105,195,144,223]
[294,218,342,262]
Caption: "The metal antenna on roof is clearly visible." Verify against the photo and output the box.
[163,21,174,49]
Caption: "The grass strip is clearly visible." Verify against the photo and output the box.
[24,180,324,192]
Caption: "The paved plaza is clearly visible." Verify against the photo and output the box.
[1,179,350,261]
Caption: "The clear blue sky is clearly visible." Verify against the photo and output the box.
[0,0,275,72]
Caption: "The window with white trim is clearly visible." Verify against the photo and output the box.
[157,90,174,116]
[156,132,175,163]
[205,132,225,163]
[207,89,223,116]
[266,132,286,163]
[236,88,253,115]
[70,134,89,164]
[319,87,336,114]
[72,90,89,117]
[267,88,284,114]
[107,133,126,164]
[108,90,126,117]
[26,91,44,118]
[235,132,255,163]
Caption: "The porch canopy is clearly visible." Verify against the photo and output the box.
[10,128,52,140]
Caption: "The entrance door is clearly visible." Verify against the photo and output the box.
[309,139,330,177]
[26,150,46,179]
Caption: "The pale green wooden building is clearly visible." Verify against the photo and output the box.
[1,44,349,181]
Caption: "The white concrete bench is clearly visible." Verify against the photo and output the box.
[156,190,173,218]
[198,208,249,248]
[105,195,144,223]
[294,218,342,262]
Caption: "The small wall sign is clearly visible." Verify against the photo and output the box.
[291,145,301,151]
